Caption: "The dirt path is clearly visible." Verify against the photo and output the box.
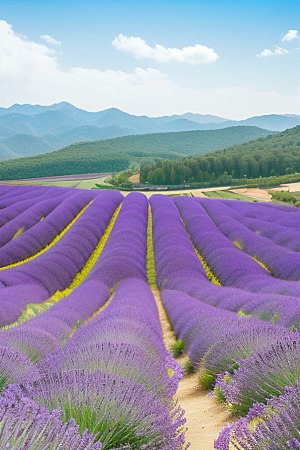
[151,287,231,450]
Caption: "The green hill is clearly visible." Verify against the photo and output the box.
[140,126,300,185]
[0,126,274,180]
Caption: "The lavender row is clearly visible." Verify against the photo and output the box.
[174,196,300,296]
[195,197,300,280]
[161,287,300,419]
[0,189,101,267]
[0,190,123,327]
[0,280,110,368]
[86,192,149,289]
[220,198,300,252]
[46,278,183,400]
[0,190,86,251]
[0,185,78,227]
[1,279,187,449]
[0,184,71,208]
[150,194,208,290]
[161,289,291,373]
[150,194,300,328]
[225,196,300,228]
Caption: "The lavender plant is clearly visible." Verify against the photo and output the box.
[215,336,300,415]
[0,386,102,450]
[203,321,293,383]
[9,369,186,449]
[215,381,300,450]
[0,344,39,392]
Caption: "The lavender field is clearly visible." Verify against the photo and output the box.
[1,184,300,449]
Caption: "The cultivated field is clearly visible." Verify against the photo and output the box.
[1,184,300,449]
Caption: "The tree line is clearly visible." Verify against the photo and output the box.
[140,126,300,185]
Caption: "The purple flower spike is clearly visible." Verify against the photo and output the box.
[215,381,300,450]
[0,344,39,391]
[9,368,186,449]
[0,387,102,449]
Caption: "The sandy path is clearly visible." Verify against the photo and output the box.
[151,287,231,450]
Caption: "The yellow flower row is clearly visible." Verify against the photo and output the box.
[0,200,94,271]
[146,204,157,287]
[233,240,272,274]
[182,221,221,286]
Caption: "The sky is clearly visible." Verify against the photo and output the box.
[0,0,299,119]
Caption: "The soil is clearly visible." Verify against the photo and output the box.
[231,187,272,200]
[151,287,232,450]
[128,173,140,183]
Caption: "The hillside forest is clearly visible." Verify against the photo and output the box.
[140,126,300,185]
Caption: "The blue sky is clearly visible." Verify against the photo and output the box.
[0,0,299,118]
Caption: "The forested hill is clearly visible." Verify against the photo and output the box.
[0,126,273,180]
[140,126,300,185]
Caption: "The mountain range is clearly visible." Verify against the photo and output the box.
[0,102,299,160]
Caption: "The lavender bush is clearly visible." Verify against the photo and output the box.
[0,386,102,449]
[215,381,300,450]
[7,369,186,449]
[215,336,300,414]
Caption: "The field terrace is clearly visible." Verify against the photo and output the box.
[1,183,300,449]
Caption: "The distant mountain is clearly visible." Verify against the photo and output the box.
[0,101,79,117]
[0,102,298,160]
[0,125,142,160]
[0,134,56,158]
[159,112,227,124]
[0,110,82,135]
[284,114,300,119]
[0,143,19,160]
[219,114,300,132]
[0,126,275,180]
[57,125,140,144]
[0,123,16,139]
[159,118,208,132]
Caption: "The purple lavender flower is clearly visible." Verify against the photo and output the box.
[0,386,102,449]
[0,344,39,391]
[215,336,300,414]
[9,368,186,449]
[215,381,300,450]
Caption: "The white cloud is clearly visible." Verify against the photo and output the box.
[257,45,290,57]
[282,30,299,41]
[0,20,299,119]
[40,34,61,46]
[112,34,219,64]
